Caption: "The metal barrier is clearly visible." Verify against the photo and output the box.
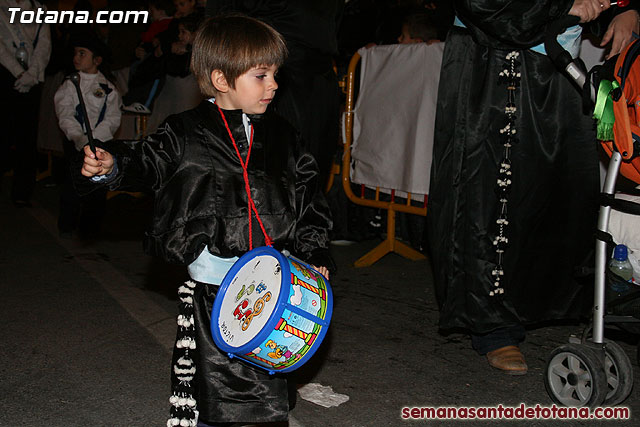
[340,52,427,267]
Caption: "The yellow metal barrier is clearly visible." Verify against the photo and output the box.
[341,52,427,267]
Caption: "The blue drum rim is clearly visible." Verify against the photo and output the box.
[210,246,334,374]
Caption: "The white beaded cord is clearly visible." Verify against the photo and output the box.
[491,50,520,297]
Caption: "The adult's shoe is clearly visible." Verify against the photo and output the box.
[486,345,528,375]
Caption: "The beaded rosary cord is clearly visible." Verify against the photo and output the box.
[491,50,521,297]
[216,103,273,249]
[169,279,198,427]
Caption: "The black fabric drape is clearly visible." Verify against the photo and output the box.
[453,0,574,49]
[427,1,602,334]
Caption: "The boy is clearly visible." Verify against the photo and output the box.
[54,35,121,238]
[80,15,332,427]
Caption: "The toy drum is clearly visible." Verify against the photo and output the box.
[210,246,333,375]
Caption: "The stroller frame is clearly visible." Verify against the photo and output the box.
[595,152,640,342]
[542,16,640,408]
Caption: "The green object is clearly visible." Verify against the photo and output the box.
[593,79,618,141]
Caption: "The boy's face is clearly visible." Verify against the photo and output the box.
[73,47,100,73]
[174,0,196,17]
[216,65,279,115]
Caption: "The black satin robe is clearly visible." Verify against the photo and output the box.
[94,102,332,423]
[100,101,333,268]
[427,0,600,334]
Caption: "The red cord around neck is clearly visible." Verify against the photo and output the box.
[215,104,273,249]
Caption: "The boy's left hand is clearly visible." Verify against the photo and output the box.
[312,265,329,280]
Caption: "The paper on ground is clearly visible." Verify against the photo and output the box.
[297,383,349,408]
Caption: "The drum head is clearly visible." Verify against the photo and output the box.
[213,249,283,350]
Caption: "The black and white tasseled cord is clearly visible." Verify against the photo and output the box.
[168,280,198,427]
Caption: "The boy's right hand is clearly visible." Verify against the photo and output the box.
[81,145,114,177]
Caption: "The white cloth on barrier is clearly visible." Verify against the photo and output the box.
[350,42,444,197]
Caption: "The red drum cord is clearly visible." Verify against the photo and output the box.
[216,104,273,249]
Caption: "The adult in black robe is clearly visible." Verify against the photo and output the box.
[427,0,640,372]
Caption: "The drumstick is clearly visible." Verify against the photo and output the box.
[69,72,97,157]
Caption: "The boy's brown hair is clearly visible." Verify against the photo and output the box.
[191,14,288,97]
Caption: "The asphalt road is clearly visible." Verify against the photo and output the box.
[1,176,639,426]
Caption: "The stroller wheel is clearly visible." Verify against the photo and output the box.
[602,340,634,406]
[544,344,608,408]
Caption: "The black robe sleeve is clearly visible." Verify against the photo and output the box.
[455,0,640,48]
[454,0,574,48]
[99,118,185,193]
[289,139,335,273]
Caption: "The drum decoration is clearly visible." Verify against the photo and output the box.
[211,246,333,374]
